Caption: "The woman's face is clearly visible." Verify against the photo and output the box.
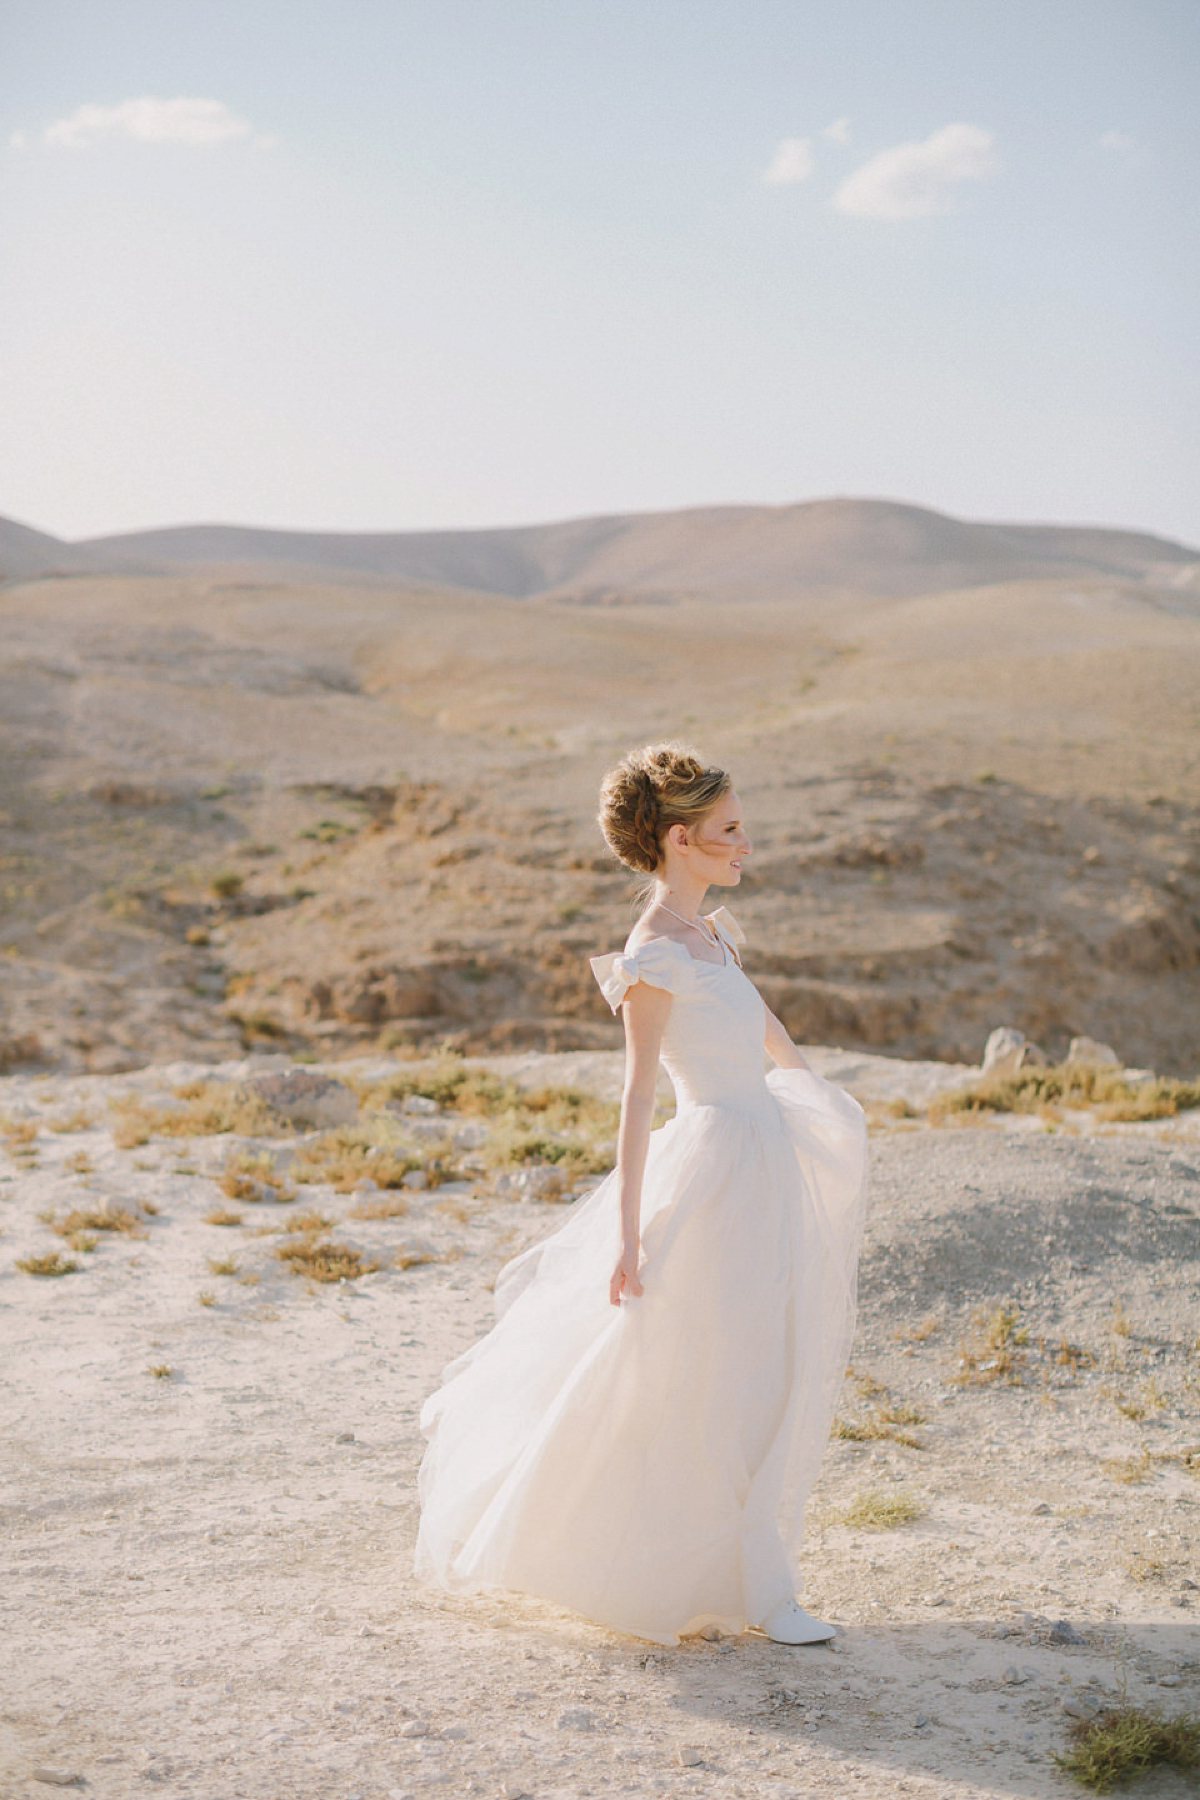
[683,788,751,886]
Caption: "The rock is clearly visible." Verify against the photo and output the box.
[452,1121,488,1151]
[1062,1696,1101,1720]
[1031,1502,1052,1515]
[556,1708,596,1731]
[1050,1619,1086,1646]
[982,1028,1047,1076]
[248,1069,358,1129]
[499,1784,531,1799]
[983,1027,1025,1073]
[921,1593,946,1607]
[401,1170,428,1191]
[1159,1674,1181,1687]
[519,1166,570,1203]
[352,1176,379,1193]
[1066,1036,1121,1068]
[335,1430,355,1443]
[32,1773,84,1789]
[699,1623,723,1640]
[914,1714,929,1730]
[400,1094,440,1116]
[398,1719,430,1737]
[677,1746,705,1766]
[1002,1665,1030,1685]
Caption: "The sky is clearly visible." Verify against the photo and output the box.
[1,0,1198,546]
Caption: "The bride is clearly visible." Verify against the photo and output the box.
[415,744,868,1646]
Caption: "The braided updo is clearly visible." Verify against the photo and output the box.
[597,743,731,875]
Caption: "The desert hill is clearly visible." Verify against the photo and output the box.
[3,498,1198,604]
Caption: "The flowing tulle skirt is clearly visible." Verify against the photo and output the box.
[414,1067,867,1646]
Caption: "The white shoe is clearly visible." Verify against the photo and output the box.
[759,1599,836,1645]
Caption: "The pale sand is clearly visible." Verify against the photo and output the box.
[2,1051,1198,1799]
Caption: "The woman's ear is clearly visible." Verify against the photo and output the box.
[665,822,690,855]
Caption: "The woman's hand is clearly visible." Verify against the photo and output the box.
[610,1241,644,1307]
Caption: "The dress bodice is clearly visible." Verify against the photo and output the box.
[590,909,771,1117]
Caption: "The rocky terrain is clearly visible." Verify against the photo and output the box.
[1,1048,1198,1799]
[1,498,1198,1082]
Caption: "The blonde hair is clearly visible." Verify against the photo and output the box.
[597,743,731,875]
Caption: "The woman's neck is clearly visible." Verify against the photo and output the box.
[653,877,709,922]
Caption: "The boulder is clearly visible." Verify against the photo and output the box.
[983,1028,1048,1076]
[247,1069,358,1129]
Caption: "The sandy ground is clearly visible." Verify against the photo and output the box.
[2,1049,1198,1800]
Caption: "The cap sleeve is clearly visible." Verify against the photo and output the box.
[589,937,689,1014]
[706,906,745,959]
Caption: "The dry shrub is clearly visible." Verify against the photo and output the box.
[954,1304,1029,1385]
[1102,1451,1154,1485]
[204,1207,244,1227]
[348,1195,409,1220]
[148,1364,173,1380]
[289,1127,420,1193]
[931,1064,1200,1125]
[896,1313,942,1344]
[2,1117,38,1155]
[280,1209,333,1235]
[220,1149,295,1203]
[276,1239,380,1282]
[197,1289,216,1306]
[65,1150,93,1175]
[50,1203,145,1241]
[109,1081,280,1148]
[839,1489,923,1530]
[1056,1706,1200,1792]
[16,1251,78,1276]
[395,1242,461,1270]
[206,1254,239,1276]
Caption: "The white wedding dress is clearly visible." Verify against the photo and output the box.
[414,909,868,1645]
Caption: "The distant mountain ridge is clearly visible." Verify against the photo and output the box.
[3,498,1197,603]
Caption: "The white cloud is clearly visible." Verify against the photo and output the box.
[833,122,998,219]
[44,96,255,149]
[1099,129,1136,152]
[763,136,814,185]
[823,117,852,145]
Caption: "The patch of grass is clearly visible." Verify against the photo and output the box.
[206,1254,239,1276]
[16,1250,78,1276]
[148,1363,173,1380]
[197,1289,216,1306]
[348,1195,410,1220]
[276,1239,380,1282]
[834,1400,927,1451]
[279,1209,333,1235]
[896,1313,942,1344]
[1110,1300,1132,1338]
[2,1117,38,1161]
[49,1203,146,1241]
[220,1150,295,1203]
[65,1150,93,1175]
[1056,1706,1200,1793]
[229,1010,289,1044]
[839,1489,924,1531]
[289,1127,421,1194]
[954,1304,1030,1386]
[931,1064,1200,1125]
[109,1081,281,1148]
[204,1207,244,1227]
[210,870,244,898]
[1123,1549,1170,1583]
[1102,1450,1154,1485]
[1055,1339,1096,1374]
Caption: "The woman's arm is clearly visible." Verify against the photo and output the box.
[609,979,672,1307]
[764,1004,811,1072]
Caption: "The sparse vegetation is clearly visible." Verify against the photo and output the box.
[197,1289,216,1306]
[1056,1706,1200,1792]
[48,1110,95,1133]
[289,1127,421,1193]
[204,1207,244,1227]
[110,1081,280,1148]
[148,1363,173,1380]
[275,1239,380,1282]
[210,870,244,899]
[930,1064,1200,1124]
[48,1203,146,1244]
[348,1194,409,1220]
[954,1304,1029,1385]
[16,1250,78,1276]
[838,1489,924,1531]
[1102,1451,1154,1485]
[220,1150,295,1203]
[65,1150,93,1175]
[206,1254,239,1276]
[279,1209,333,1235]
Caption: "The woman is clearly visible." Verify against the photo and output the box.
[415,744,868,1646]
